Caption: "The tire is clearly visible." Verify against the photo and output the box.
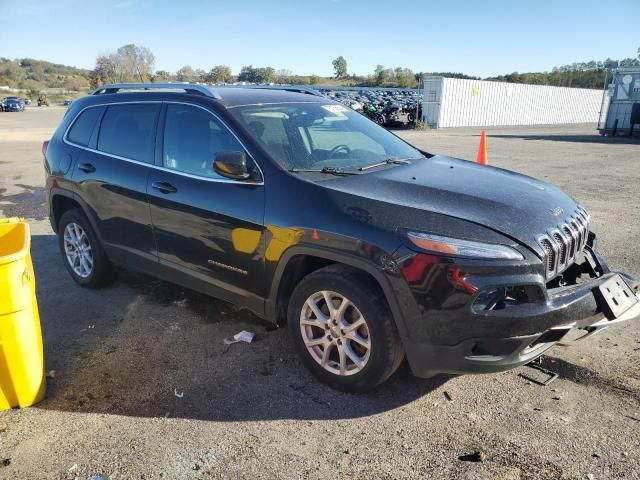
[58,208,115,288]
[288,265,404,392]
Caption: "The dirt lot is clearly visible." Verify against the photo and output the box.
[0,107,639,479]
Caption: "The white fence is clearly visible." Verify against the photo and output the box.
[422,77,603,128]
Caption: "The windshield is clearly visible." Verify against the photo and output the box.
[229,102,423,171]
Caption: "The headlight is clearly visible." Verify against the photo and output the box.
[407,232,524,260]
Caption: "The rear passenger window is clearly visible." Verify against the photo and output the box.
[163,104,245,179]
[97,103,160,163]
[67,107,103,147]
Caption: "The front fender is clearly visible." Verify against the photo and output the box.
[265,243,419,339]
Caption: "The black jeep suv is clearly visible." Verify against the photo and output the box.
[43,83,639,391]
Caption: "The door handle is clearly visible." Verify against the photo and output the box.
[151,181,178,194]
[78,163,96,173]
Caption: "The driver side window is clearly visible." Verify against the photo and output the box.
[163,104,245,179]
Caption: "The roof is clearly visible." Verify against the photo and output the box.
[89,83,327,108]
[211,87,327,108]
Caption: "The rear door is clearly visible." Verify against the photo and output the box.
[147,102,266,311]
[70,102,160,266]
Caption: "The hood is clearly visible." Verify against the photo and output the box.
[322,155,582,256]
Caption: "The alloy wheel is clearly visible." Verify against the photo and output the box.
[299,290,371,376]
[63,222,93,278]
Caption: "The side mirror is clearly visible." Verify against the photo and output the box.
[213,151,251,180]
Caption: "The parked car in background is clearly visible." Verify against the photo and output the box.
[63,99,73,106]
[2,98,25,112]
[23,98,32,105]
[1,96,22,111]
[43,83,640,392]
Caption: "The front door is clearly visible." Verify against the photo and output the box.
[147,103,266,312]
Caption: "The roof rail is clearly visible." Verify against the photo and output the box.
[90,83,221,99]
[213,84,325,97]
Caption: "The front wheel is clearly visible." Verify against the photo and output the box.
[288,265,404,392]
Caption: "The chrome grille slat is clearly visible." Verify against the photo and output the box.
[563,224,578,258]
[552,230,567,266]
[575,215,587,249]
[571,218,583,249]
[537,207,590,280]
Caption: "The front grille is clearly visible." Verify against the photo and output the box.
[537,206,590,280]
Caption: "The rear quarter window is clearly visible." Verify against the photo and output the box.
[66,107,104,147]
[97,103,160,163]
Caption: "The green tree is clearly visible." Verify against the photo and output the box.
[207,65,234,83]
[395,68,417,88]
[308,74,322,85]
[374,64,393,85]
[238,65,275,83]
[332,56,347,78]
[176,65,195,82]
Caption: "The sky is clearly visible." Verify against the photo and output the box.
[1,0,639,78]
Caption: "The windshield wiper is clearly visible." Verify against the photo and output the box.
[358,157,413,172]
[288,167,359,176]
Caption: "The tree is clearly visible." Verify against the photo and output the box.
[194,69,207,83]
[63,76,89,91]
[374,64,393,85]
[274,68,293,84]
[90,44,155,87]
[207,65,234,83]
[30,64,45,82]
[238,65,275,83]
[395,67,417,88]
[332,56,347,78]
[176,65,194,82]
[0,60,25,84]
[115,44,155,82]
[308,74,322,85]
[152,70,172,82]
[90,55,118,87]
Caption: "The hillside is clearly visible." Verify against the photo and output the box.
[0,57,91,92]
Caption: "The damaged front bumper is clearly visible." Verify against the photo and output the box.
[395,242,640,378]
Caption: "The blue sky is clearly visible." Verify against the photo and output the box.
[1,0,638,77]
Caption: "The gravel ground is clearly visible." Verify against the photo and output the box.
[0,108,639,479]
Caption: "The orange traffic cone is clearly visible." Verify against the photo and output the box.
[476,129,488,165]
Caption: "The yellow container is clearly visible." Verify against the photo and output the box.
[0,218,45,410]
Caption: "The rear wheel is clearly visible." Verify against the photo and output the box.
[288,265,404,392]
[58,209,114,288]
